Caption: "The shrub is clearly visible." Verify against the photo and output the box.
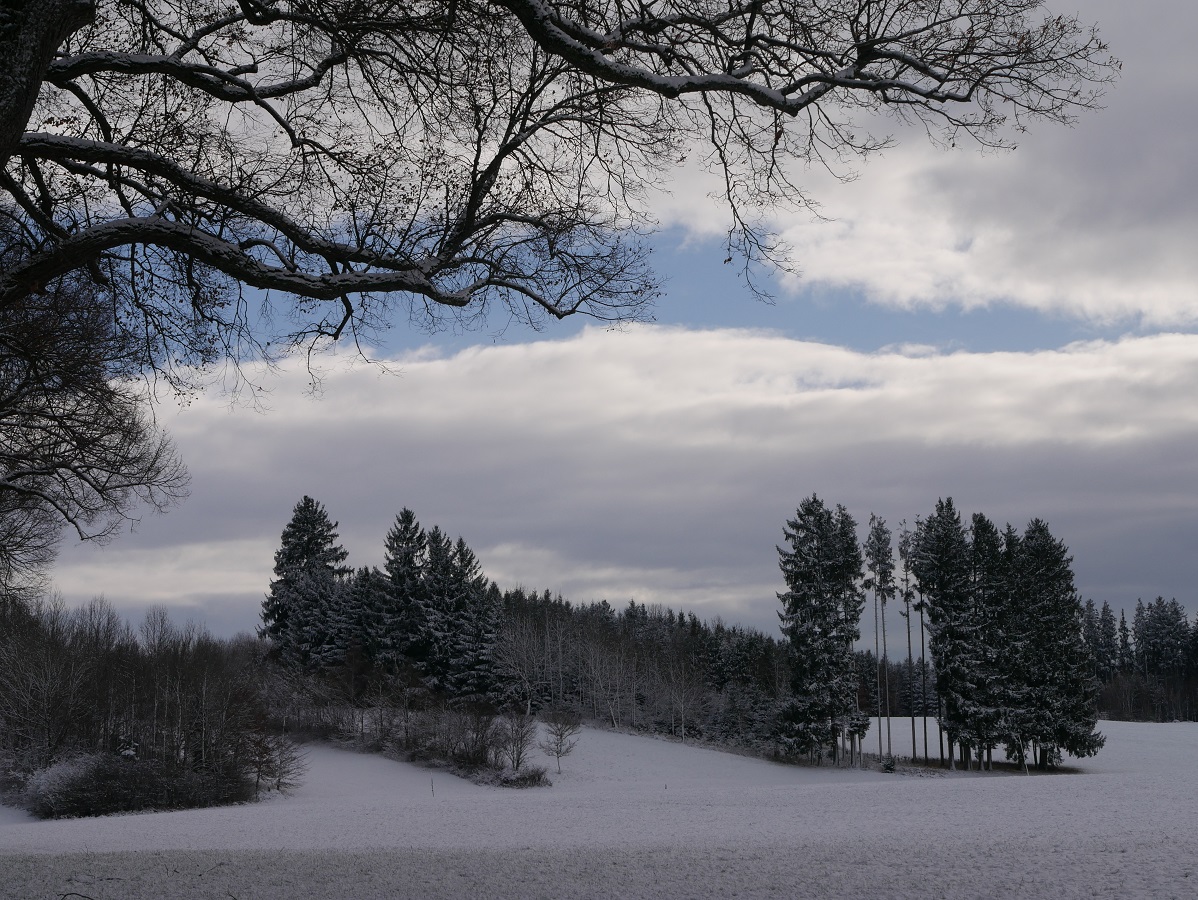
[498,710,537,772]
[246,733,309,798]
[498,765,550,788]
[24,753,253,819]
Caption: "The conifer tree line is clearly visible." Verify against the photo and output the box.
[261,497,788,752]
[1082,596,1198,722]
[0,491,1150,819]
[262,500,505,710]
[263,493,1108,774]
[776,495,1105,771]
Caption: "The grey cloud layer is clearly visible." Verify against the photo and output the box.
[53,327,1198,636]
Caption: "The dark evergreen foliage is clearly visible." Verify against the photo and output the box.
[775,495,866,762]
[261,496,351,659]
[1005,519,1104,767]
[910,499,976,767]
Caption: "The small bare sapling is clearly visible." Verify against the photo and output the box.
[501,710,538,772]
[539,707,582,774]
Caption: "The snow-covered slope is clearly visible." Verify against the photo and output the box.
[2,720,1194,898]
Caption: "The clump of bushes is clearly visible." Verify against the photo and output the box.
[23,754,253,819]
[497,766,551,788]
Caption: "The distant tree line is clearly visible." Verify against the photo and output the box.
[1080,596,1198,722]
[260,498,788,773]
[0,489,1120,819]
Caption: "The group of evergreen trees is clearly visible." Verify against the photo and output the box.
[261,497,787,748]
[777,495,1105,771]
[261,499,503,708]
[908,499,1103,770]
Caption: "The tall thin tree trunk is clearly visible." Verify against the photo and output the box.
[939,700,947,769]
[874,591,882,759]
[906,599,915,760]
[920,603,929,765]
[881,598,891,758]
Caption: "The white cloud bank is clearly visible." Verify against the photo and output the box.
[53,326,1198,637]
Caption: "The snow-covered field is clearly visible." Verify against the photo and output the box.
[2,719,1195,898]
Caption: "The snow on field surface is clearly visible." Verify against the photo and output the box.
[2,719,1196,898]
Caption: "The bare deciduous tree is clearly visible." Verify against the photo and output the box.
[0,0,1117,365]
[538,705,580,774]
[0,260,188,587]
[499,708,538,772]
[0,0,1117,568]
[494,616,549,716]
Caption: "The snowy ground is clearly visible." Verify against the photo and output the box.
[2,719,1196,898]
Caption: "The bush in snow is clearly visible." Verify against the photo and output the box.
[498,765,550,788]
[498,710,537,772]
[23,753,254,819]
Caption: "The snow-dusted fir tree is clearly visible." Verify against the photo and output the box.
[1134,597,1191,680]
[910,498,974,769]
[776,495,865,763]
[335,566,392,692]
[1082,599,1101,663]
[417,526,459,693]
[262,496,351,664]
[380,508,430,677]
[1096,601,1119,682]
[1117,610,1133,674]
[1005,518,1104,769]
[965,512,1009,769]
[863,514,896,759]
[444,540,503,707]
[276,566,347,671]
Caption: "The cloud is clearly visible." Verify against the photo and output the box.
[651,0,1198,327]
[52,326,1198,637]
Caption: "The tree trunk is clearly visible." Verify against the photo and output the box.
[906,599,915,759]
[874,591,882,759]
[881,599,891,757]
[920,605,929,764]
[0,0,96,167]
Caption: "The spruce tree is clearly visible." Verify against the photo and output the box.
[910,498,973,769]
[337,566,391,694]
[1006,519,1104,769]
[261,496,351,664]
[1117,610,1133,674]
[444,540,502,707]
[776,495,864,764]
[966,512,1007,770]
[418,526,456,693]
[1096,601,1119,682]
[380,508,430,678]
[863,514,895,759]
[277,566,345,671]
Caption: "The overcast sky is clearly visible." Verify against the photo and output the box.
[52,0,1198,640]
